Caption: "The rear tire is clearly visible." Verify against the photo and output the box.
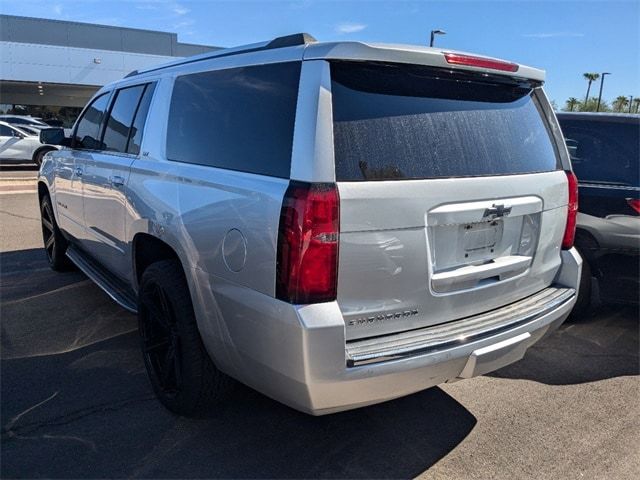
[138,259,231,416]
[40,194,72,271]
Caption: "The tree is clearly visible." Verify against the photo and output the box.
[583,73,600,105]
[612,95,629,112]
[633,98,640,113]
[565,97,580,112]
[580,96,611,112]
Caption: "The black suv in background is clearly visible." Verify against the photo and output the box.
[557,113,640,314]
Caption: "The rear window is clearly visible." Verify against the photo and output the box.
[558,118,639,187]
[167,62,301,178]
[331,62,561,181]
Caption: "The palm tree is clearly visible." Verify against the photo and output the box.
[613,96,629,112]
[633,98,640,113]
[565,97,580,112]
[583,73,600,106]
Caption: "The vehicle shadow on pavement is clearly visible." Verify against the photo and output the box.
[489,305,639,385]
[1,247,477,479]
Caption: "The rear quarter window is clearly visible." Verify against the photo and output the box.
[166,62,301,178]
[331,62,561,181]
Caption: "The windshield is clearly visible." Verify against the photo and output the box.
[331,61,561,181]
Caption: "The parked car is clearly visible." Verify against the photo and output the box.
[43,118,65,127]
[557,113,640,313]
[38,34,581,416]
[0,115,48,129]
[15,125,42,136]
[0,121,59,167]
[0,121,45,165]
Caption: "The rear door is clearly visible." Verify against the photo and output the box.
[330,61,569,340]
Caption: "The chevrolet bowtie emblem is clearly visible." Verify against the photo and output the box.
[483,204,512,219]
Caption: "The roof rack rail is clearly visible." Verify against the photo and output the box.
[124,32,316,79]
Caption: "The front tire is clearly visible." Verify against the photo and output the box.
[138,259,230,416]
[40,194,72,271]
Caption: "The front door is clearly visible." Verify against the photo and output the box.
[0,124,31,161]
[81,83,154,281]
[55,93,111,240]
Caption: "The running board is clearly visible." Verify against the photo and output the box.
[66,246,138,313]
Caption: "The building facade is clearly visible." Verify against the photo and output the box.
[0,14,219,126]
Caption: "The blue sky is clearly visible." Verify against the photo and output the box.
[2,0,638,107]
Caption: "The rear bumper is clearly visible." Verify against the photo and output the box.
[345,287,574,367]
[194,248,581,415]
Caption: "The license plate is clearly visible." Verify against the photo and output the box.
[461,220,502,252]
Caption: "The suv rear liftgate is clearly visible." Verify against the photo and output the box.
[331,61,571,342]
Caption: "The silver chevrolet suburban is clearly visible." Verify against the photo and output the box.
[38,33,582,416]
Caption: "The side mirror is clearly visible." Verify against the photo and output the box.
[40,127,71,147]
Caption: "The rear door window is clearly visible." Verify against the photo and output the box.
[73,93,110,150]
[559,118,639,187]
[331,62,561,181]
[166,62,301,178]
[102,85,146,153]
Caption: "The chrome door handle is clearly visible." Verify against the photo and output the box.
[110,175,125,187]
[74,166,83,176]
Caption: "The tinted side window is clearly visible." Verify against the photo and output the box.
[102,85,145,153]
[331,62,560,181]
[74,93,110,150]
[167,62,301,178]
[127,83,156,155]
[559,119,639,186]
[0,125,14,136]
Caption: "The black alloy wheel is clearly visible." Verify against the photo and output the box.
[139,283,182,396]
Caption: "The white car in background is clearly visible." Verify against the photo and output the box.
[0,121,57,166]
[0,115,49,129]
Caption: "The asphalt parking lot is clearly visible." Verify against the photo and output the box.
[1,173,639,479]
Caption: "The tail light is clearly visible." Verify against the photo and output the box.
[627,198,640,215]
[444,53,519,72]
[562,171,579,249]
[276,181,339,304]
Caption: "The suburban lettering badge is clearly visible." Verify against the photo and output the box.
[348,308,419,327]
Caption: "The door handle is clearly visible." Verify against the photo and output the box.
[74,166,83,176]
[110,175,125,187]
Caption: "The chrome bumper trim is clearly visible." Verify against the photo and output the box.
[346,286,575,367]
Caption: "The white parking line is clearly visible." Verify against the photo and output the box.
[0,190,37,195]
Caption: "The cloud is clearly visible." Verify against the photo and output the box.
[53,4,63,15]
[173,20,195,29]
[136,4,160,10]
[335,22,367,34]
[173,4,190,15]
[522,32,585,38]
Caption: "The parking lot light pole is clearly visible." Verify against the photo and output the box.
[430,29,446,47]
[596,72,611,112]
